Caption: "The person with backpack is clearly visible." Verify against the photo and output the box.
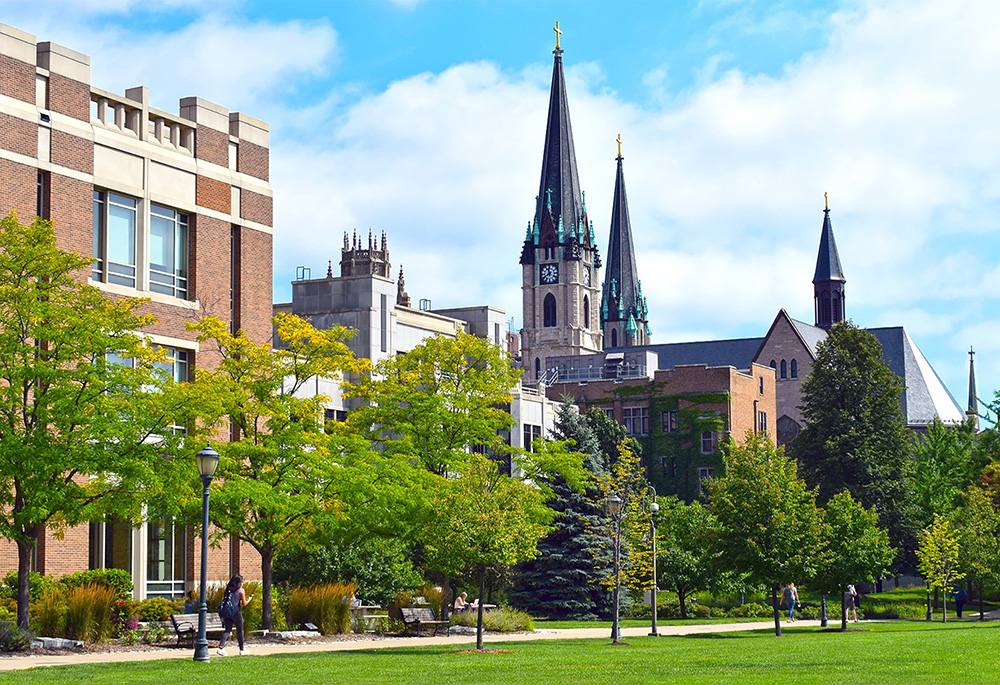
[845,584,859,622]
[217,574,253,656]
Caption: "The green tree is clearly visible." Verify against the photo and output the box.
[790,321,916,572]
[422,455,554,650]
[187,313,362,630]
[814,491,895,630]
[916,514,965,623]
[654,496,719,619]
[0,213,187,629]
[708,433,822,637]
[343,331,523,614]
[951,486,1000,620]
[912,418,980,529]
[509,402,614,620]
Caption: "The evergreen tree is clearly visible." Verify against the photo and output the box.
[790,321,917,572]
[508,402,616,619]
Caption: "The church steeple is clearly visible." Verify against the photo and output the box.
[967,346,979,429]
[518,23,602,380]
[602,140,649,348]
[813,193,846,330]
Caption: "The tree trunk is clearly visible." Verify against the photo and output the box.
[441,575,451,622]
[678,585,687,619]
[942,589,947,623]
[979,582,985,621]
[476,566,486,651]
[840,585,847,631]
[261,543,274,631]
[771,584,782,637]
[15,533,34,631]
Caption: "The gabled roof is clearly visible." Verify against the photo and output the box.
[813,207,845,282]
[790,317,828,357]
[868,327,965,426]
[534,46,584,233]
[602,155,645,325]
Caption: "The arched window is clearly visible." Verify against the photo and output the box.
[611,328,618,347]
[535,357,540,380]
[770,359,776,369]
[543,294,557,327]
[821,292,832,323]
[583,296,590,329]
[790,359,798,378]
[832,293,840,322]
[780,360,787,379]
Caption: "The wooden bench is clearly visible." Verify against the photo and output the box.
[400,607,449,636]
[170,613,226,646]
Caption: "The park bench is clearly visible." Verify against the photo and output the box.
[170,612,225,646]
[400,607,449,636]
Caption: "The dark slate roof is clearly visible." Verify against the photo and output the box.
[867,327,963,426]
[611,337,765,371]
[813,208,845,282]
[790,317,828,356]
[534,48,585,233]
[602,155,645,325]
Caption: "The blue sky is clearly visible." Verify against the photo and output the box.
[3,0,998,419]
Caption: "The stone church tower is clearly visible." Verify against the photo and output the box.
[813,195,846,329]
[519,30,603,381]
[601,144,650,348]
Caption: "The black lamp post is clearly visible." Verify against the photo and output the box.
[607,493,623,644]
[193,446,220,663]
[648,487,660,637]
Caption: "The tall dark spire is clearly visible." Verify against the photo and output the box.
[601,142,649,348]
[813,193,846,330]
[534,38,584,236]
[967,346,979,429]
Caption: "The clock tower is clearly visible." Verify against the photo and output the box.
[520,26,603,382]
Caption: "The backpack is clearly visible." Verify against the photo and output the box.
[219,589,238,619]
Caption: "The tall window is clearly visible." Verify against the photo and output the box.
[757,411,768,434]
[36,172,49,219]
[662,410,679,433]
[543,294,557,327]
[611,328,618,347]
[583,296,590,329]
[543,243,556,260]
[523,424,541,451]
[697,467,715,496]
[149,204,189,299]
[623,406,648,436]
[780,359,787,379]
[147,519,186,598]
[791,359,798,378]
[770,359,776,370]
[535,357,540,380]
[154,347,189,384]
[93,190,137,287]
[701,431,714,454]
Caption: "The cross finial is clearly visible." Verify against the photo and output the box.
[970,346,976,361]
[616,134,623,158]
[545,188,553,209]
[553,21,563,50]
[825,191,829,211]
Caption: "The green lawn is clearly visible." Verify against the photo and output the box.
[6,621,1000,684]
[534,617,770,629]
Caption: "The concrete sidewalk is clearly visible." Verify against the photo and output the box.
[0,620,827,672]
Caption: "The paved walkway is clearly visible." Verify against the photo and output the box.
[0,620,826,672]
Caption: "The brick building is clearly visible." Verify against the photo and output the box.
[0,23,273,598]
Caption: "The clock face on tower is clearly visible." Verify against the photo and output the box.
[582,266,591,286]
[541,263,559,284]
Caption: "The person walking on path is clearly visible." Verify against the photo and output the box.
[783,583,799,622]
[218,574,254,657]
[953,586,967,619]
[846,584,859,622]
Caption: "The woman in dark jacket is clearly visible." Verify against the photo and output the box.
[217,574,253,656]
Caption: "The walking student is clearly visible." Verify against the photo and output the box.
[218,574,254,656]
[846,584,859,622]
[783,582,799,622]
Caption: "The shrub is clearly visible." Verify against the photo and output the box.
[239,581,286,632]
[113,600,139,637]
[59,569,133,602]
[417,585,444,619]
[0,623,34,652]
[797,604,821,620]
[450,606,534,632]
[730,602,770,618]
[2,571,54,604]
[135,598,174,623]
[144,624,167,644]
[64,584,116,643]
[689,603,712,619]
[120,628,141,646]
[286,583,357,635]
[33,588,67,638]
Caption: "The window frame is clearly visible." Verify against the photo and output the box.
[93,189,138,288]
[148,203,190,300]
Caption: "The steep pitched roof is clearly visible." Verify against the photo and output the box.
[813,207,845,282]
[789,317,828,357]
[868,327,964,426]
[602,154,645,326]
[534,46,584,233]
[968,347,977,415]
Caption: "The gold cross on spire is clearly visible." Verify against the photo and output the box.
[824,191,829,210]
[553,21,563,50]
[617,134,623,158]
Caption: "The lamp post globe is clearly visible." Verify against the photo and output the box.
[193,446,219,663]
[607,494,623,517]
